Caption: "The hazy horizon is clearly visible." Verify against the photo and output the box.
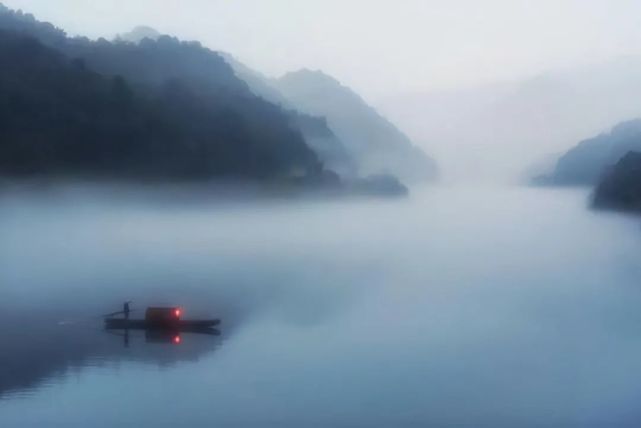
[3,0,641,100]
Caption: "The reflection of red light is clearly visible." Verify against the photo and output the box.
[174,309,181,318]
[173,335,181,344]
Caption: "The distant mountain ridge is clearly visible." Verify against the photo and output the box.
[221,53,357,177]
[381,56,641,182]
[112,27,433,182]
[222,56,437,182]
[116,26,162,43]
[542,119,641,185]
[221,52,292,107]
[273,69,438,182]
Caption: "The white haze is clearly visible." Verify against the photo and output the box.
[380,56,641,182]
[4,0,641,98]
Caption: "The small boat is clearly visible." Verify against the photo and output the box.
[104,306,220,331]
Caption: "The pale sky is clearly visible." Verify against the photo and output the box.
[3,0,641,100]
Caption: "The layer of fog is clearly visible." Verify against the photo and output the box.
[379,55,641,183]
[3,184,641,426]
[0,183,384,396]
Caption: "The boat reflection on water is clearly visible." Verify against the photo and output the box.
[0,306,225,399]
[106,325,221,348]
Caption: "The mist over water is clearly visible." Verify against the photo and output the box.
[2,1,641,426]
[2,185,641,427]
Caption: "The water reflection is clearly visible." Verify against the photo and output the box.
[106,326,221,348]
[3,185,641,427]
[0,305,223,398]
[0,185,374,401]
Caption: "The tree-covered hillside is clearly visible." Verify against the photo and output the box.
[544,119,641,185]
[222,52,358,178]
[274,69,438,182]
[222,55,437,183]
[593,151,641,212]
[0,4,322,181]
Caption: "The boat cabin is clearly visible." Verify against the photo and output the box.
[145,307,182,324]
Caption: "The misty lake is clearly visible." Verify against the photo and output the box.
[1,185,641,427]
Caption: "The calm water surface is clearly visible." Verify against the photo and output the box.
[1,185,641,427]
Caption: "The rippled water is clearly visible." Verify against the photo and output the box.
[1,185,641,427]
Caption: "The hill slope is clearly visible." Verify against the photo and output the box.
[545,119,641,185]
[274,70,438,182]
[593,151,641,212]
[222,53,356,177]
[0,4,322,181]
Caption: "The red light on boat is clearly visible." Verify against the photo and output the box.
[174,309,181,318]
[173,335,181,344]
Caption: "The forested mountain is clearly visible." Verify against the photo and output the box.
[103,21,430,183]
[222,53,357,177]
[543,119,641,185]
[0,4,322,181]
[219,54,436,182]
[273,70,438,182]
[593,151,641,212]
